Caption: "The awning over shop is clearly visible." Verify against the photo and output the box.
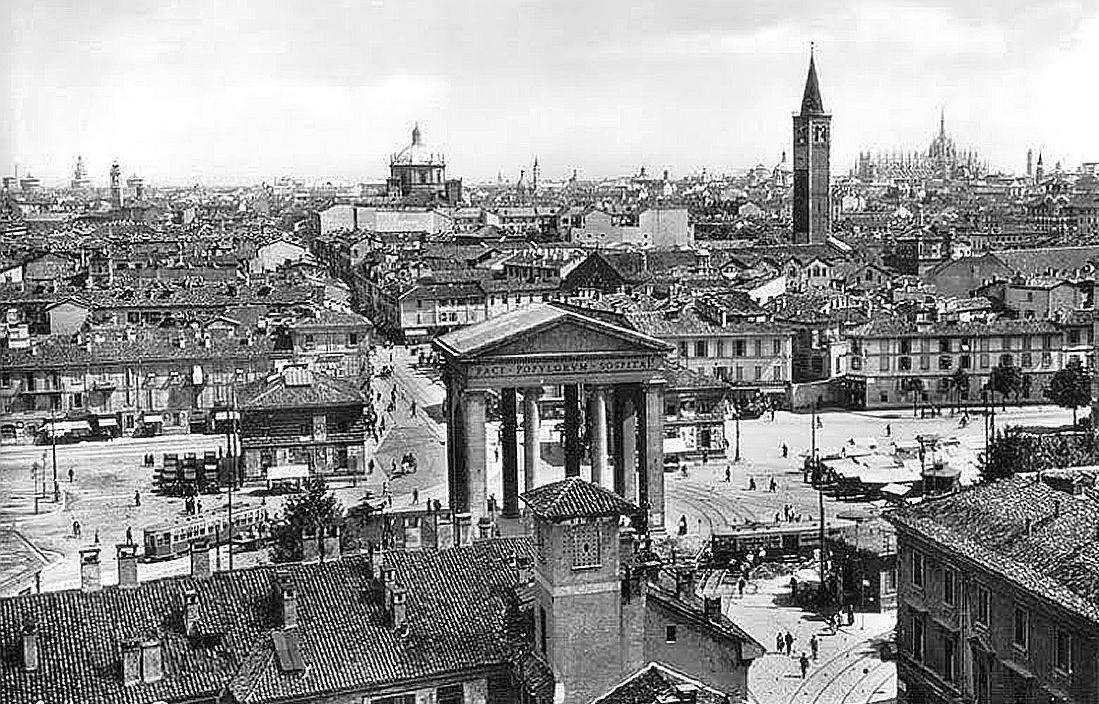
[41,420,92,435]
[214,410,241,421]
[97,417,118,427]
[880,483,912,497]
[267,464,310,481]
[142,414,163,424]
[663,437,689,455]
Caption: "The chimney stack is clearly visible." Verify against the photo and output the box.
[402,516,422,550]
[455,513,472,546]
[139,637,163,683]
[276,571,298,629]
[121,638,141,686]
[22,620,39,672]
[321,524,341,561]
[117,543,139,588]
[182,586,200,635]
[190,540,212,579]
[388,585,408,629]
[301,525,320,564]
[80,548,102,593]
[476,516,494,542]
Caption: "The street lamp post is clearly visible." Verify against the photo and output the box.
[812,400,826,599]
[734,410,741,463]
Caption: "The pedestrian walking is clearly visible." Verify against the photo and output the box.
[678,514,688,536]
[126,526,133,544]
[368,458,375,474]
[799,652,810,678]
[810,634,819,660]
[790,575,798,599]
[885,423,891,437]
[768,477,777,493]
[701,450,708,465]
[847,604,855,626]
[68,467,74,483]
[724,466,731,482]
[72,520,81,538]
[784,632,794,657]
[412,488,419,504]
[776,632,784,654]
[738,576,746,597]
[93,529,100,545]
[134,490,141,507]
[748,476,756,491]
[781,443,788,458]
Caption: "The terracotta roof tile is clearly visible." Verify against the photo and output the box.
[521,478,638,521]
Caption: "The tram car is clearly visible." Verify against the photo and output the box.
[142,502,269,561]
[708,522,844,568]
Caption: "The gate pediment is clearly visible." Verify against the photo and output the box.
[436,303,670,361]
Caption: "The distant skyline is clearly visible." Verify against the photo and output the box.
[3,0,1098,186]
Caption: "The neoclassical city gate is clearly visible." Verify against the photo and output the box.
[434,304,673,531]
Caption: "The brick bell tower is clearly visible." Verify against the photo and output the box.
[792,45,831,244]
[523,478,639,704]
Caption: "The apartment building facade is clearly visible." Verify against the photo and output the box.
[845,316,1093,410]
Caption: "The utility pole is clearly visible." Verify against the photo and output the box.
[813,400,826,599]
[734,409,742,462]
[224,400,236,572]
[51,408,59,493]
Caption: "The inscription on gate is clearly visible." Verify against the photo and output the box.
[468,355,661,379]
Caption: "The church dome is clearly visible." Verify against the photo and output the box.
[391,124,445,166]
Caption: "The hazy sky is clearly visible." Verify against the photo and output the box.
[3,0,1098,186]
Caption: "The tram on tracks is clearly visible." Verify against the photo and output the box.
[142,502,270,561]
[707,522,844,568]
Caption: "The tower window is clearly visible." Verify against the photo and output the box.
[665,625,677,643]
[567,523,601,570]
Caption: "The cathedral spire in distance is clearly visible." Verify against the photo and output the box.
[800,43,826,115]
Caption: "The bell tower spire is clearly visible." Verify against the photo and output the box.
[800,42,826,115]
[792,44,832,244]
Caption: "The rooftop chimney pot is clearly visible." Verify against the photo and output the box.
[190,540,212,579]
[22,621,39,673]
[139,637,163,683]
[117,543,139,589]
[80,548,102,593]
[120,638,141,686]
[276,571,298,629]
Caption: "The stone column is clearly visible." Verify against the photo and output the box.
[613,385,638,502]
[463,390,488,521]
[563,383,582,478]
[500,388,520,517]
[637,380,666,532]
[590,385,609,487]
[522,387,542,493]
[444,368,468,513]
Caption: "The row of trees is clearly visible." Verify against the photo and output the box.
[901,358,1093,424]
[980,428,1098,483]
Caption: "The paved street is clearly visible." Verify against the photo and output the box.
[0,345,1077,700]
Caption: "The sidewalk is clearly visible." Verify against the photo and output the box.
[706,575,896,704]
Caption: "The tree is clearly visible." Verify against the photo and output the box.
[269,476,343,563]
[949,367,970,412]
[1046,358,1093,425]
[987,362,1022,410]
[901,377,924,418]
[980,426,1096,483]
[980,427,1042,483]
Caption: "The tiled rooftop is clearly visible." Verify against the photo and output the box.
[887,476,1099,624]
[521,477,638,520]
[0,541,532,704]
[237,369,365,410]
